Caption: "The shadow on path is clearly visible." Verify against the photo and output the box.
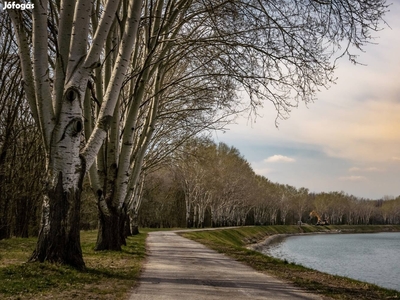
[130,231,323,300]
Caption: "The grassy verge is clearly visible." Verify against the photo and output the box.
[181,225,400,300]
[0,230,148,299]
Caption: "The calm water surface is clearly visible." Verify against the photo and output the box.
[262,232,400,291]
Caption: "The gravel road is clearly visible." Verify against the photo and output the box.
[130,231,323,300]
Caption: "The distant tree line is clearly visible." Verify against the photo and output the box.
[138,138,400,228]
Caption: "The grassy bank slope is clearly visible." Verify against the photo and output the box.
[181,225,400,300]
[0,230,147,299]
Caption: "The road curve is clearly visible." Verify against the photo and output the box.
[130,231,323,300]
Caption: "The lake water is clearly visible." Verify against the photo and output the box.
[261,232,400,291]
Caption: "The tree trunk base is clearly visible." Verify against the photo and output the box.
[131,225,139,235]
[30,172,85,270]
[95,210,123,251]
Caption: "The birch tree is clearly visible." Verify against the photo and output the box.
[8,0,143,268]
[88,11,239,248]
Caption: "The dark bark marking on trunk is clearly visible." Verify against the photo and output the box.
[95,200,131,250]
[95,207,123,251]
[30,159,86,269]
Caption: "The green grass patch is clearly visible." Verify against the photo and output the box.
[0,230,148,299]
[181,225,400,300]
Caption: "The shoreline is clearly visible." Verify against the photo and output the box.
[248,229,342,251]
[246,227,400,292]
[246,224,400,251]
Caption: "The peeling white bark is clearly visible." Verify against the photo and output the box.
[84,0,121,69]
[52,0,75,114]
[83,0,143,169]
[8,10,39,127]
[32,0,55,149]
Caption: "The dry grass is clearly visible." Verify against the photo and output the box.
[0,230,147,299]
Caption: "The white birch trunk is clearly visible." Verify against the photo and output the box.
[9,0,141,267]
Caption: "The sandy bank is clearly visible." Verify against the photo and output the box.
[247,229,342,252]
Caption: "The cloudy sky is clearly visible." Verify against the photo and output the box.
[214,2,400,200]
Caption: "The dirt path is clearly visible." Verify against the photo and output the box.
[130,231,323,300]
